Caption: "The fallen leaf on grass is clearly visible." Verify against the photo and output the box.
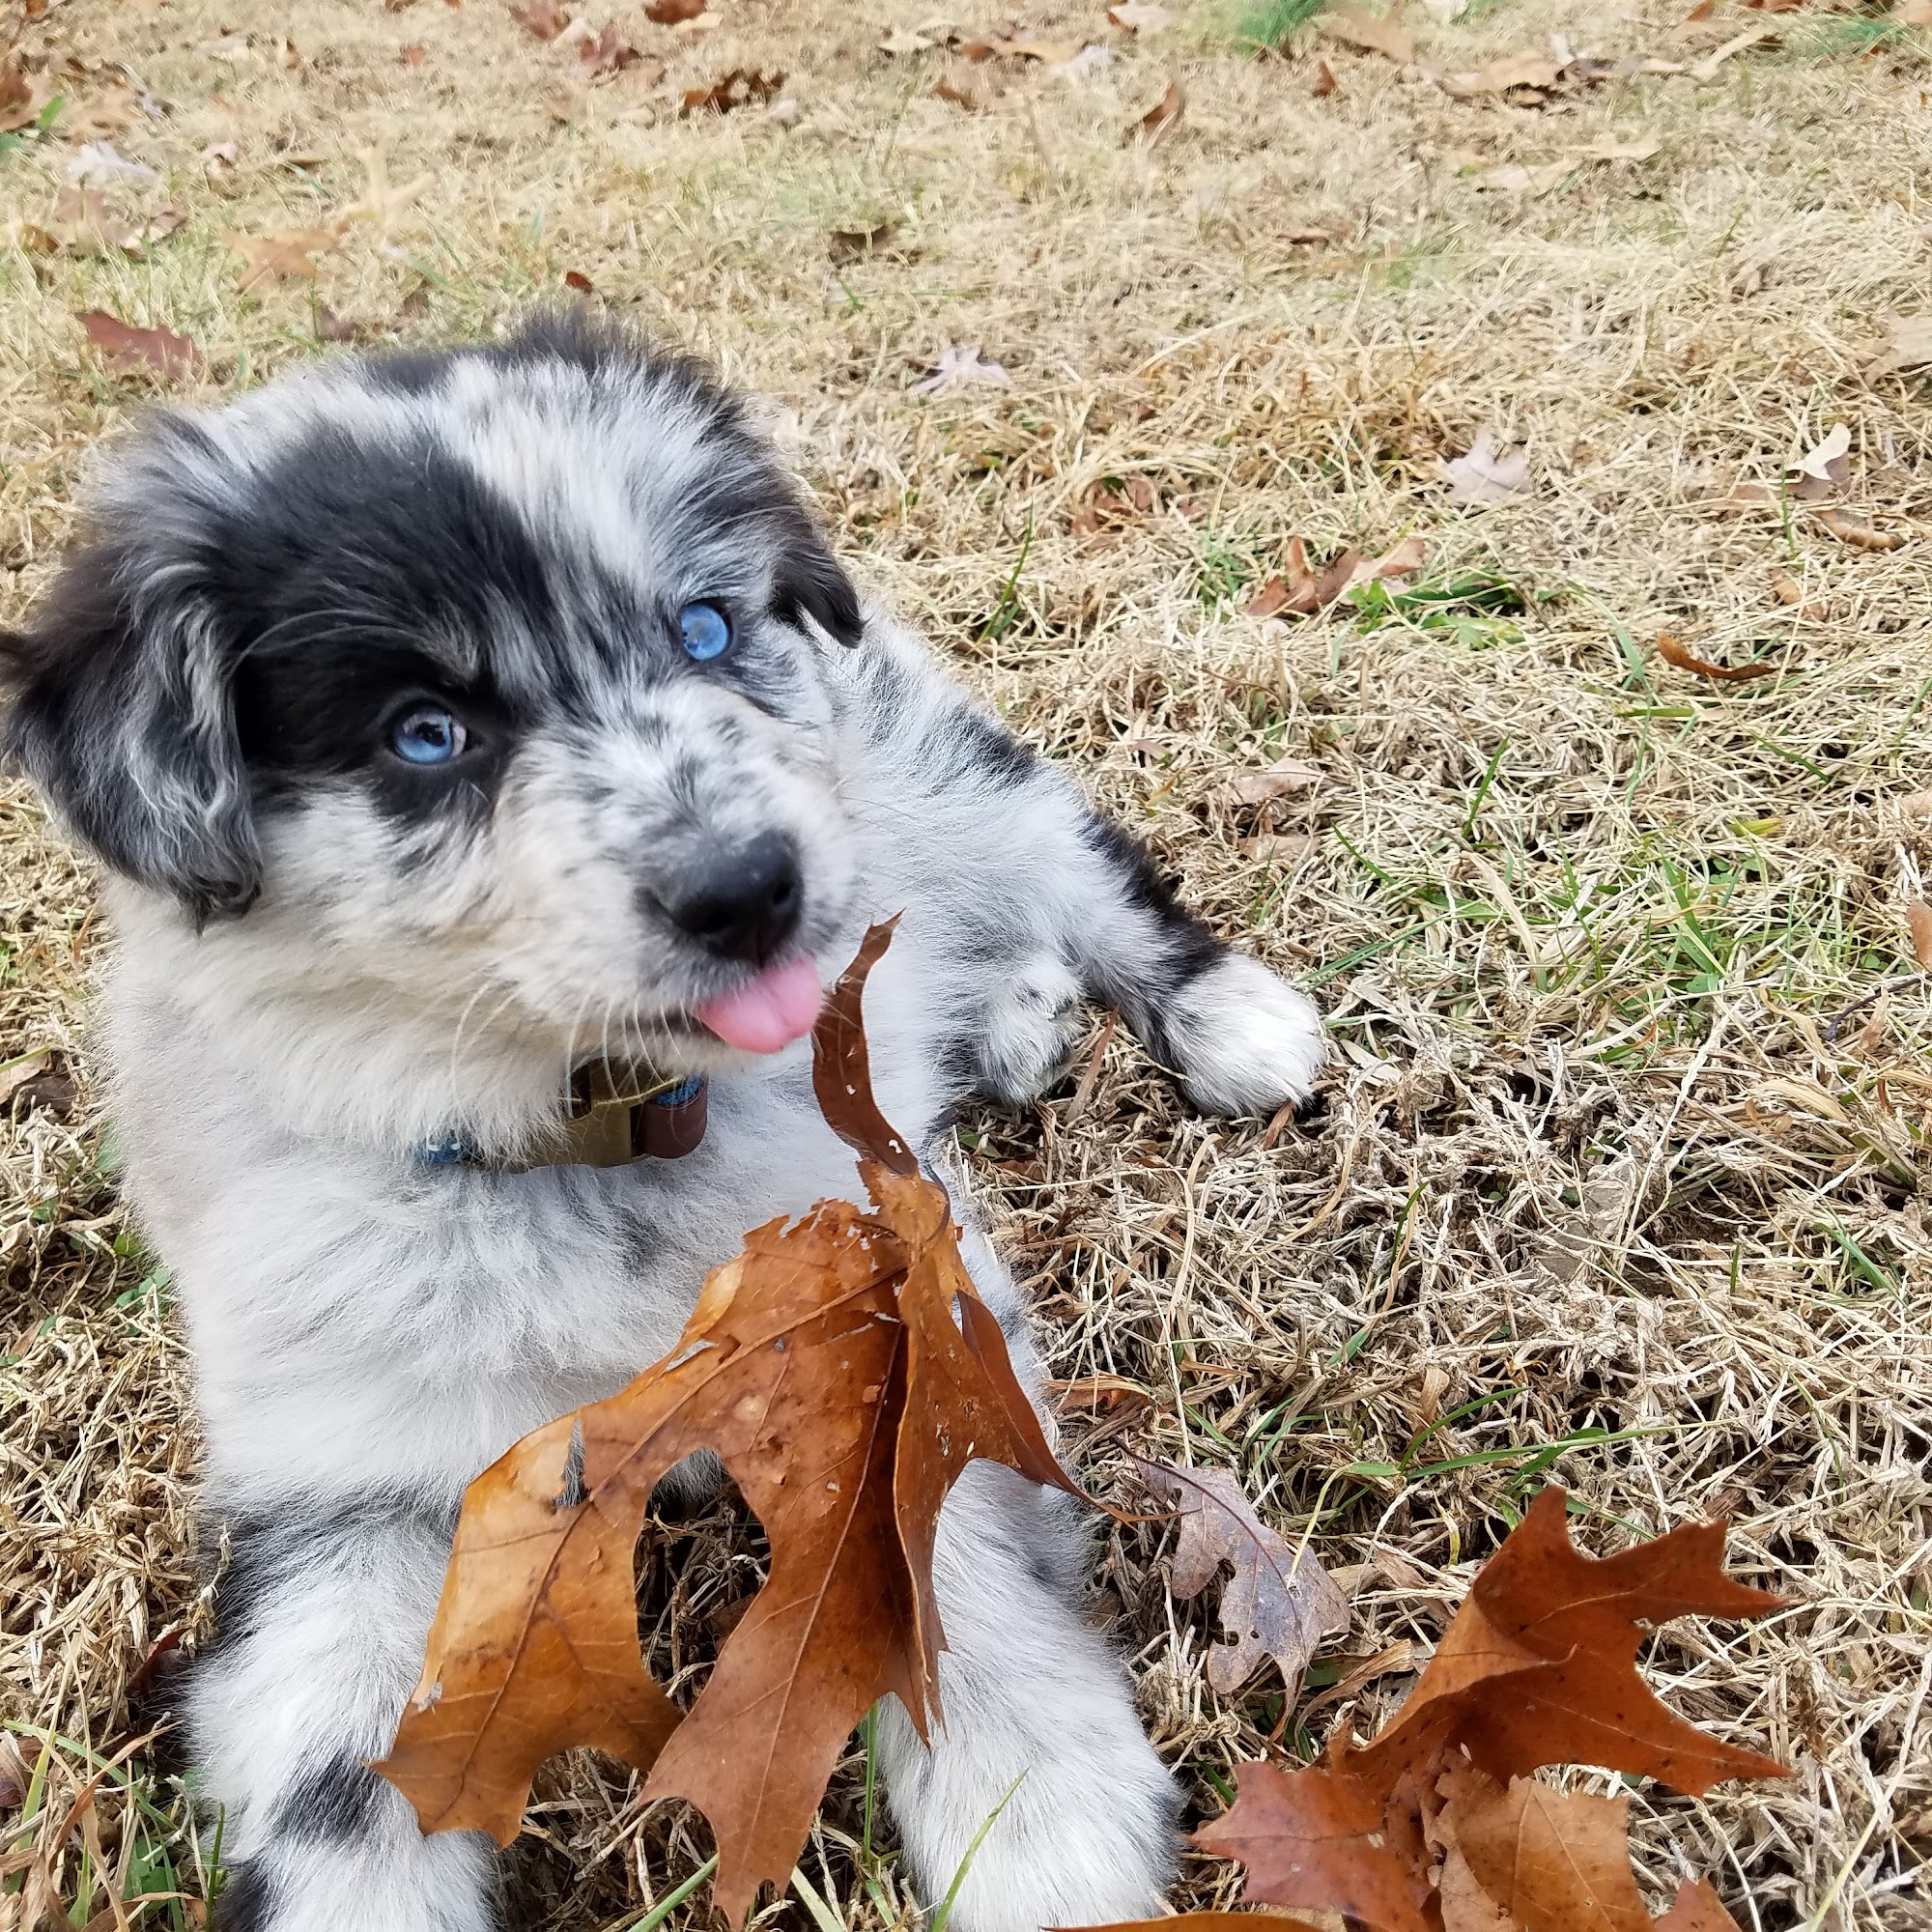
[1137,1460,1348,1694]
[1319,7,1416,62]
[1109,3,1172,32]
[567,22,645,78]
[1656,1880,1748,1932]
[1788,421,1850,499]
[339,150,433,236]
[1085,1490,1782,1932]
[1440,430,1532,504]
[933,77,986,109]
[399,43,428,65]
[377,924,1077,1920]
[1245,534,1424,618]
[645,0,706,18]
[1867,316,1932,379]
[879,26,935,53]
[1225,755,1324,805]
[228,226,339,291]
[1656,633,1775,683]
[510,0,571,37]
[1439,50,1559,96]
[76,310,200,379]
[1125,78,1183,143]
[1475,161,1572,196]
[909,344,1009,393]
[1312,57,1339,96]
[1239,832,1317,866]
[66,141,159,185]
[1907,903,1932,972]
[680,68,785,116]
[1690,26,1778,81]
[1071,475,1158,541]
[827,218,903,265]
[1814,507,1905,552]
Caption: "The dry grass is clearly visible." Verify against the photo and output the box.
[3,0,1931,1924]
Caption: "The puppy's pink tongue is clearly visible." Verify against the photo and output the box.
[694,957,824,1054]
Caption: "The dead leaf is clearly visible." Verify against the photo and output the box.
[1108,4,1172,32]
[1909,902,1932,972]
[76,310,200,379]
[1439,1772,1651,1932]
[562,269,594,293]
[1125,78,1183,143]
[933,76,986,109]
[0,1053,51,1107]
[1787,422,1850,500]
[1048,1375,1153,1412]
[510,0,571,37]
[1867,316,1932,379]
[1440,430,1532,505]
[1654,1880,1747,1932]
[645,0,706,18]
[316,305,378,343]
[1690,26,1778,81]
[879,26,935,53]
[1137,1460,1348,1694]
[399,43,427,65]
[828,218,902,265]
[377,924,1078,1920]
[1312,58,1339,96]
[1814,507,1905,552]
[228,226,338,291]
[1656,634,1776,683]
[1001,37,1085,62]
[338,150,433,236]
[1475,161,1573,195]
[910,344,1010,393]
[569,22,643,76]
[1439,51,1559,96]
[680,68,785,115]
[1226,755,1325,805]
[1320,7,1416,62]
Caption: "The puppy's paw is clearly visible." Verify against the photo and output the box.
[904,1729,1178,1932]
[976,953,1084,1106]
[1165,951,1324,1117]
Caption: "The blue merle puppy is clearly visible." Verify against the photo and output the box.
[1,316,1323,1932]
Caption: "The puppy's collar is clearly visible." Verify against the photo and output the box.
[416,1065,707,1172]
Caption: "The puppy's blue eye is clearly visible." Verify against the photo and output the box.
[679,601,732,663]
[390,705,467,766]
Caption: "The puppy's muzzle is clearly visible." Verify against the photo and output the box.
[665,832,803,965]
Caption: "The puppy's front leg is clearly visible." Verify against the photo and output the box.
[872,1465,1178,1932]
[192,1494,501,1932]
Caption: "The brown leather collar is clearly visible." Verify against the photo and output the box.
[417,1065,707,1172]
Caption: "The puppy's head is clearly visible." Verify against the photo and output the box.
[3,315,866,1094]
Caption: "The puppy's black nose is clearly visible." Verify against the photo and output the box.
[666,834,803,964]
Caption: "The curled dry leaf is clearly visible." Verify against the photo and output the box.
[1320,7,1416,62]
[680,68,785,116]
[1136,1459,1348,1694]
[76,310,200,380]
[509,0,571,37]
[1814,506,1905,552]
[645,0,706,19]
[1908,902,1932,973]
[1787,422,1850,501]
[377,923,1078,1920]
[1440,430,1531,505]
[1125,77,1183,144]
[828,219,903,266]
[1245,534,1425,619]
[1312,58,1338,96]
[1656,634,1776,683]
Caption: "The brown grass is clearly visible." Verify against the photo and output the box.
[3,0,1930,1925]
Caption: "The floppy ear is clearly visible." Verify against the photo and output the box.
[774,534,864,648]
[1,538,260,924]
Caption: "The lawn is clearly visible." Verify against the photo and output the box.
[1,0,1928,1925]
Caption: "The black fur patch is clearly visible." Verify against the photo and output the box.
[1078,816,1221,1054]
[271,1752,388,1845]
[212,1861,275,1931]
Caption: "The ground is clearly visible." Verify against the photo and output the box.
[1,0,1929,1925]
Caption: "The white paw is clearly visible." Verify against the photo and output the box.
[1167,952,1325,1117]
[978,953,1084,1105]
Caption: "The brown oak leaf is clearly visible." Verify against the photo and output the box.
[376,923,1077,1920]
[76,311,201,379]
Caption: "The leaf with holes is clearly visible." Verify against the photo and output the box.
[376,923,1078,1921]
[1136,1461,1348,1695]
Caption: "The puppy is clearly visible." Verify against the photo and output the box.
[2,317,1323,1932]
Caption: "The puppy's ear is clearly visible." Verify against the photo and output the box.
[2,541,260,923]
[774,535,864,648]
